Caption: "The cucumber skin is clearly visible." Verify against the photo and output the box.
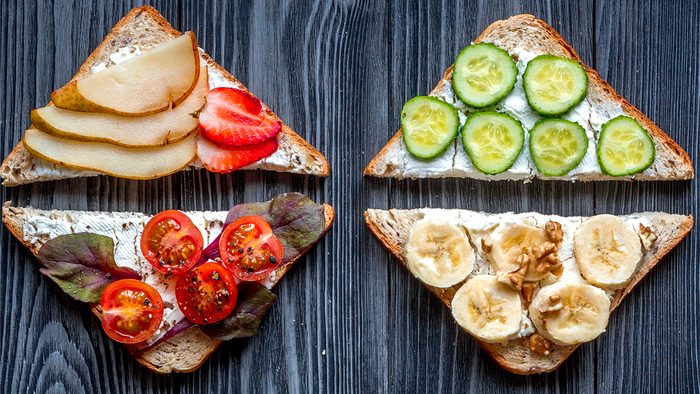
[528,118,588,176]
[596,115,655,176]
[401,95,460,160]
[451,43,517,109]
[522,55,589,117]
[461,111,524,175]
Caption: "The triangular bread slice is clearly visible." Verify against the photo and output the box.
[0,6,329,186]
[3,201,334,373]
[364,208,692,374]
[365,14,692,181]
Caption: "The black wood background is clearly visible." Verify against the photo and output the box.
[0,0,698,392]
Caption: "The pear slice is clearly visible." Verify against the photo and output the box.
[23,129,196,180]
[31,68,208,147]
[51,32,200,116]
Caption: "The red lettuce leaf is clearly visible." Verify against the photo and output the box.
[37,233,141,303]
[200,282,277,340]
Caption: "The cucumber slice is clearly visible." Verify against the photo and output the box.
[529,118,588,176]
[523,55,588,116]
[401,96,459,159]
[452,43,517,108]
[461,111,524,174]
[597,115,655,176]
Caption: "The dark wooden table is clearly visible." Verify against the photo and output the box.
[1,0,698,392]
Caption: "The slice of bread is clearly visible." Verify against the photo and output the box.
[2,201,335,373]
[364,208,692,374]
[365,14,693,181]
[0,6,329,186]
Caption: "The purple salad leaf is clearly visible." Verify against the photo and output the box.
[200,282,277,340]
[37,233,141,303]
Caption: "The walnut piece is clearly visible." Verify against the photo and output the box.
[481,238,493,253]
[536,293,563,314]
[529,333,553,356]
[521,283,536,309]
[639,224,657,251]
[545,221,563,244]
[531,242,562,275]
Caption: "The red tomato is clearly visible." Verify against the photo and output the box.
[140,210,204,275]
[175,262,238,325]
[100,279,164,344]
[219,216,284,281]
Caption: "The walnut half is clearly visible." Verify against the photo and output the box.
[639,224,657,251]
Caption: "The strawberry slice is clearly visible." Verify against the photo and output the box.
[197,134,278,173]
[198,87,282,147]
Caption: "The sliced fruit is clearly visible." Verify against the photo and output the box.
[196,135,278,173]
[140,210,204,276]
[451,43,518,108]
[219,215,284,282]
[51,32,200,116]
[401,96,460,159]
[597,115,655,176]
[451,275,522,343]
[529,282,610,345]
[23,129,196,179]
[489,223,553,281]
[31,68,209,147]
[404,217,474,288]
[523,55,588,116]
[461,111,524,174]
[529,118,588,176]
[198,87,282,148]
[574,215,642,289]
[100,279,164,344]
[175,262,238,325]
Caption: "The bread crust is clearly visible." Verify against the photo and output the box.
[0,6,329,186]
[364,208,693,374]
[364,14,693,181]
[3,201,335,374]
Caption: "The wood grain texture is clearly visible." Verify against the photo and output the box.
[0,0,697,392]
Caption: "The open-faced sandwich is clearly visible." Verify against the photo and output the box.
[3,193,334,373]
[365,14,692,181]
[365,208,692,374]
[0,6,329,186]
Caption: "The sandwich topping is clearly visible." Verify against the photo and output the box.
[395,42,656,179]
[404,211,655,349]
[29,193,327,346]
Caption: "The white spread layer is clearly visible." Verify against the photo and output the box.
[411,209,652,340]
[21,209,230,345]
[394,46,640,180]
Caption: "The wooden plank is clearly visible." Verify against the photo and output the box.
[593,0,700,391]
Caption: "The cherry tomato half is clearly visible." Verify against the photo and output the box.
[175,262,238,325]
[219,216,284,281]
[141,210,204,275]
[100,279,164,344]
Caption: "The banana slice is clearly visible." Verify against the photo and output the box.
[529,282,610,345]
[451,275,522,343]
[405,218,475,287]
[574,215,642,289]
[490,223,551,281]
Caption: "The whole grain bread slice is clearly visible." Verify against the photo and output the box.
[365,14,693,181]
[364,208,692,374]
[3,202,335,373]
[0,6,329,186]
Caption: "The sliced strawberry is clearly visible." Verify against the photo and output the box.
[198,87,282,147]
[197,134,278,173]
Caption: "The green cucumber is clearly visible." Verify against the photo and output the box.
[461,111,524,174]
[452,43,517,108]
[597,115,655,176]
[401,96,460,159]
[523,55,588,116]
[529,118,588,176]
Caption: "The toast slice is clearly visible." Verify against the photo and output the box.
[0,6,329,186]
[365,14,693,181]
[2,200,335,373]
[364,208,692,374]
